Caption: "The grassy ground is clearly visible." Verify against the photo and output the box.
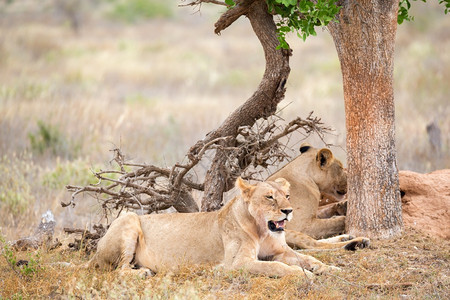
[0,228,448,299]
[0,1,449,298]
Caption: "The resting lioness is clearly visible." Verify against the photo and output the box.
[88,177,339,277]
[268,143,369,250]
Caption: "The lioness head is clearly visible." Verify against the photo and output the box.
[299,143,347,200]
[236,177,292,234]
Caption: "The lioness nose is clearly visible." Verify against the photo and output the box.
[281,209,292,215]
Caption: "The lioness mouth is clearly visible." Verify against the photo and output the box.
[268,220,286,232]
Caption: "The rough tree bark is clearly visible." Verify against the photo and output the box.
[196,0,291,211]
[328,1,403,238]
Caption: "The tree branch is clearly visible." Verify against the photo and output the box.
[64,113,328,214]
[199,0,292,211]
[214,0,257,34]
[179,0,228,8]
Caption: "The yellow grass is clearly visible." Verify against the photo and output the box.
[0,228,448,299]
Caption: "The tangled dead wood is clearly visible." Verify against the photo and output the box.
[64,225,107,255]
[64,113,330,223]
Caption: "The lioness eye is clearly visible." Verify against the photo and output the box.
[265,195,273,200]
[286,195,290,200]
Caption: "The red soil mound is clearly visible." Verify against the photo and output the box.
[399,169,450,240]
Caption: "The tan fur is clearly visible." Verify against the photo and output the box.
[88,177,339,277]
[268,143,369,250]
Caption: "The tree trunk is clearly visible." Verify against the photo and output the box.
[328,1,403,238]
[198,0,291,211]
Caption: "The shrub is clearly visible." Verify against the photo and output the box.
[28,120,80,158]
[108,0,173,22]
[42,158,99,190]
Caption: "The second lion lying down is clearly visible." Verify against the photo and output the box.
[89,177,339,278]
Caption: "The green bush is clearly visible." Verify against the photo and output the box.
[42,158,99,190]
[42,158,127,190]
[28,120,63,155]
[109,0,173,22]
[28,120,80,158]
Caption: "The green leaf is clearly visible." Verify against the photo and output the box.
[225,0,235,7]
[267,0,341,46]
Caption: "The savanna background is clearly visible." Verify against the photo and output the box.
[0,0,449,298]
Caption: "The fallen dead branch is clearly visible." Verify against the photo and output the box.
[64,224,107,255]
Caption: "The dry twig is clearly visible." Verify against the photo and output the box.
[64,225,107,255]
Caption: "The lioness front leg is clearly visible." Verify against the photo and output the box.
[274,248,340,275]
[233,258,313,278]
[286,230,370,250]
[318,234,371,251]
[224,244,313,278]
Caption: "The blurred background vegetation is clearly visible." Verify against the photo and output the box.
[0,0,448,239]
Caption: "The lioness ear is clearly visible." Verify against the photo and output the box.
[316,148,333,168]
[236,177,255,200]
[274,178,290,192]
[299,142,312,154]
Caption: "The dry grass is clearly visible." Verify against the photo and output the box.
[0,1,449,298]
[0,228,448,299]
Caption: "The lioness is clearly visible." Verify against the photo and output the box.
[268,143,369,250]
[88,177,339,278]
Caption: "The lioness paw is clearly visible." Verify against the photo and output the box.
[291,266,315,279]
[344,238,370,251]
[340,234,353,241]
[312,264,341,275]
[119,267,154,279]
[303,269,315,279]
[326,265,341,273]
[137,268,155,279]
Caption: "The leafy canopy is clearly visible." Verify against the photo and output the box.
[225,0,450,49]
[266,0,340,48]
